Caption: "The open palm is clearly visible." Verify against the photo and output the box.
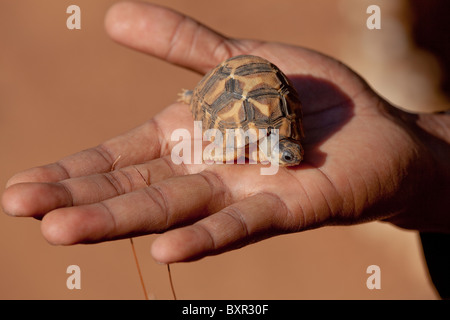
[2,2,441,263]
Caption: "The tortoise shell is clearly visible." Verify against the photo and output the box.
[179,55,304,165]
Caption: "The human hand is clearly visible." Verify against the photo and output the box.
[2,1,449,263]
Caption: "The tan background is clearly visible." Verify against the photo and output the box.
[0,0,447,299]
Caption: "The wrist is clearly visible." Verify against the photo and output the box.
[381,104,450,233]
[408,111,450,233]
[414,112,450,187]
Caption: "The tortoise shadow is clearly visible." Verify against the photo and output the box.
[288,74,355,168]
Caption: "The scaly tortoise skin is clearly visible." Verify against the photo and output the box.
[179,55,304,166]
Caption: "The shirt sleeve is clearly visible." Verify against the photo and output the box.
[420,232,450,300]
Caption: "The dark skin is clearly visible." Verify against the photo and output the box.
[2,1,450,263]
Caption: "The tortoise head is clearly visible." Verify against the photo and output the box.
[276,138,304,166]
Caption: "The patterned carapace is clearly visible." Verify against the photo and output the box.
[179,55,304,166]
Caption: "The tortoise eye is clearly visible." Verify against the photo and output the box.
[282,150,295,163]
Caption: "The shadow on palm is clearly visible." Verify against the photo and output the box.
[290,75,354,168]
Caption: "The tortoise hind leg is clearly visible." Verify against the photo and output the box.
[178,89,193,104]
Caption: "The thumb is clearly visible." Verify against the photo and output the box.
[104,1,257,74]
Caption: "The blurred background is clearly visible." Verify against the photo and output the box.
[1,0,448,299]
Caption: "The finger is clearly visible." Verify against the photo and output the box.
[40,171,228,245]
[2,156,187,218]
[5,119,163,188]
[150,193,290,263]
[104,1,259,74]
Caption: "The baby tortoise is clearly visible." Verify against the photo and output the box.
[179,55,304,166]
